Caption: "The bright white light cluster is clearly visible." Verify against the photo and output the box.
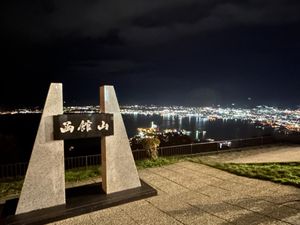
[1,105,299,132]
[121,105,300,132]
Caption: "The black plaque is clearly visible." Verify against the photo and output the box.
[53,113,113,140]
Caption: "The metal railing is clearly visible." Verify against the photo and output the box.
[65,154,100,170]
[0,162,28,179]
[0,136,275,179]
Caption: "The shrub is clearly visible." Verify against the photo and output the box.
[141,137,160,160]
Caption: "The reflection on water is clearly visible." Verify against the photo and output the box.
[123,114,273,141]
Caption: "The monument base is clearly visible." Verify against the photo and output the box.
[0,180,157,225]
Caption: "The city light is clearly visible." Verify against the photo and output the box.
[1,105,299,133]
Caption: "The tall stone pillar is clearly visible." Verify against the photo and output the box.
[16,83,65,214]
[100,86,141,194]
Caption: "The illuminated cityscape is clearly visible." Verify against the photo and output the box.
[1,105,299,133]
[121,105,300,133]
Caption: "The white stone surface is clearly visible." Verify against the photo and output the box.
[16,83,65,214]
[100,85,141,194]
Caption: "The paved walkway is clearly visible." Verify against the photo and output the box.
[199,145,300,164]
[49,161,300,225]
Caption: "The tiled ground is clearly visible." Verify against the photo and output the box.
[49,162,300,225]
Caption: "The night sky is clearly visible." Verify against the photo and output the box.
[1,0,300,109]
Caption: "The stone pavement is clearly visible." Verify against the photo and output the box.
[49,161,300,225]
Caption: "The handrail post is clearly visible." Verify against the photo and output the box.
[85,155,88,169]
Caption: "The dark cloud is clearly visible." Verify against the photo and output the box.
[2,0,300,44]
[1,0,300,108]
[68,59,153,75]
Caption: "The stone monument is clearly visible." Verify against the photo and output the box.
[16,83,65,214]
[1,83,156,225]
[100,85,141,193]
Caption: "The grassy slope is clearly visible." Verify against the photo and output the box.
[189,158,300,188]
[0,178,23,200]
[213,162,300,187]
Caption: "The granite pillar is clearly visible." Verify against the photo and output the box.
[16,83,65,214]
[100,86,141,194]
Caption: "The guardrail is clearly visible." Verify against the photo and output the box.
[0,162,28,179]
[0,136,275,179]
[144,135,274,158]
[65,154,100,170]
